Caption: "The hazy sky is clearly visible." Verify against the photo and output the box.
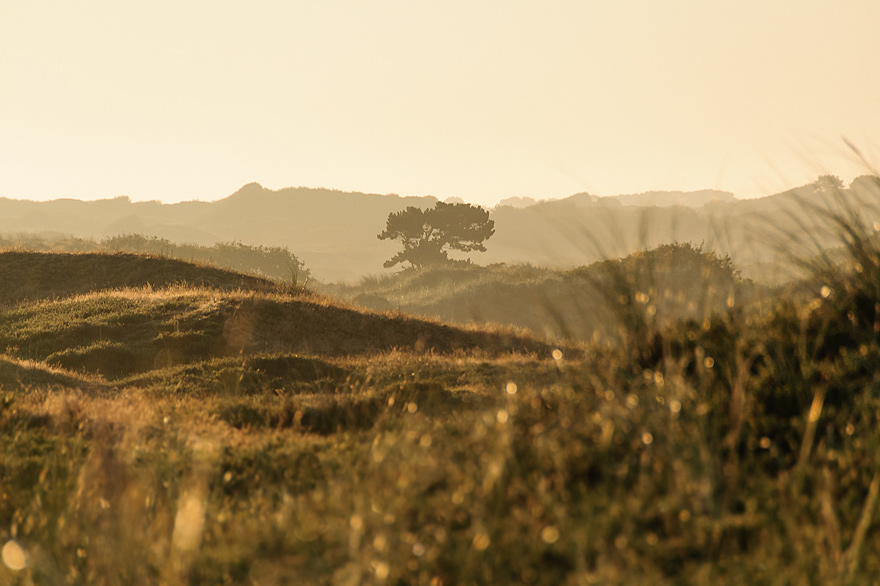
[1,1,878,205]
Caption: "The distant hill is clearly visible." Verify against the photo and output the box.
[1,176,877,282]
[496,196,540,208]
[494,190,734,210]
[600,189,735,207]
[483,177,880,282]
[0,184,437,282]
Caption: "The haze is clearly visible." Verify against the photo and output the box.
[1,1,878,205]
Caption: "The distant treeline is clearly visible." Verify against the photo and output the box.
[0,233,308,284]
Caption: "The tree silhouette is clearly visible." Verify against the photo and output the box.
[815,174,844,193]
[378,201,495,269]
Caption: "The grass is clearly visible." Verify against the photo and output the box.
[3,178,880,584]
[0,282,556,386]
[0,251,280,307]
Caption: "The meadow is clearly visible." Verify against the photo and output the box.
[3,179,880,584]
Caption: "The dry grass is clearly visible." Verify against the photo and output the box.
[0,251,280,307]
[3,208,880,586]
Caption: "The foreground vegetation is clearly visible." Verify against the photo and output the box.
[3,181,880,584]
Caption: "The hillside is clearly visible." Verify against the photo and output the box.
[0,253,557,382]
[326,243,757,342]
[1,176,876,282]
[0,251,279,306]
[5,221,880,583]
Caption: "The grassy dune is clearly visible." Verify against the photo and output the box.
[0,287,554,383]
[0,251,278,306]
[3,202,880,585]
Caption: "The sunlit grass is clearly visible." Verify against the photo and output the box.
[3,179,880,584]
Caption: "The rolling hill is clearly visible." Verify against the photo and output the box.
[326,243,757,342]
[0,252,561,389]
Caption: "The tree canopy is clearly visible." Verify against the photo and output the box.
[378,201,495,269]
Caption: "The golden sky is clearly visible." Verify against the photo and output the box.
[1,1,878,205]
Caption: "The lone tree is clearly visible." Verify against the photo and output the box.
[378,201,495,269]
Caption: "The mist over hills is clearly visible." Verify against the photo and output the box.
[468,178,877,282]
[1,177,876,282]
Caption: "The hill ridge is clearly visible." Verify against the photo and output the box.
[0,176,876,281]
